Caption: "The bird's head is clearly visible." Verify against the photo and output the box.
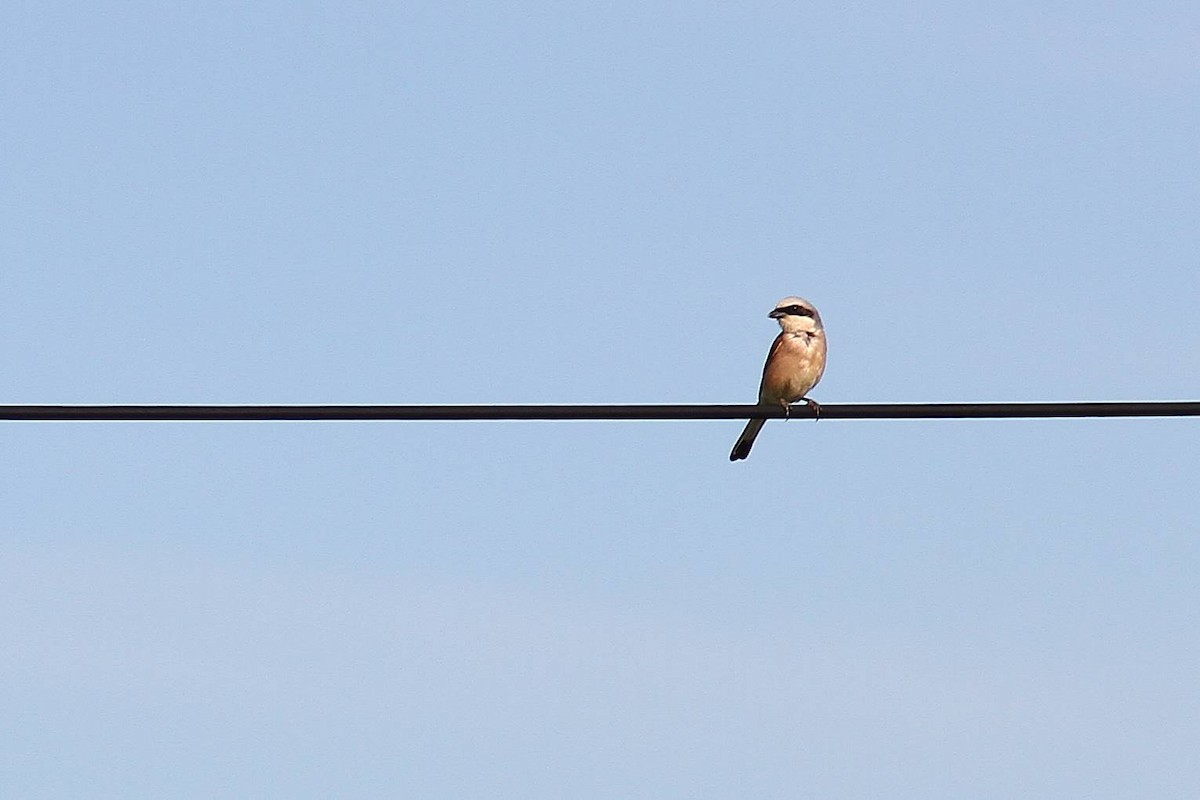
[769,296,822,333]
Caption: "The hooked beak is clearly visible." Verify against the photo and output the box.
[768,309,785,319]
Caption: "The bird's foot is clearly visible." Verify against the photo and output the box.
[802,397,821,422]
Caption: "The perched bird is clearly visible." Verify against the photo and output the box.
[729,296,827,461]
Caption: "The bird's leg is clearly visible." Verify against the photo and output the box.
[802,397,821,422]
[781,399,791,422]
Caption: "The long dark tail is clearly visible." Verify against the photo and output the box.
[729,418,765,461]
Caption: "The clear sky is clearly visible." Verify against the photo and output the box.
[2,2,1198,797]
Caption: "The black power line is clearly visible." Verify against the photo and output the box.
[0,401,1198,421]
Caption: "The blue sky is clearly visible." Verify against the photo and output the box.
[2,2,1198,797]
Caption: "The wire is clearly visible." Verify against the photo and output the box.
[0,402,1197,421]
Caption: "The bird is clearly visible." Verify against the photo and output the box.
[729,296,827,461]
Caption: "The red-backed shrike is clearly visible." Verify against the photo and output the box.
[729,296,827,461]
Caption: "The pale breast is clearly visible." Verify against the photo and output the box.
[758,332,827,405]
